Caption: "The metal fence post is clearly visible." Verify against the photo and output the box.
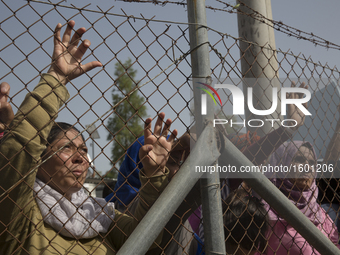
[116,124,220,255]
[187,0,226,254]
[220,135,340,255]
[237,0,281,136]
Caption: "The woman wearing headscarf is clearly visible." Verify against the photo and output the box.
[0,20,177,254]
[263,141,340,254]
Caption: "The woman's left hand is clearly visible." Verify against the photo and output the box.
[47,20,102,85]
[139,112,177,177]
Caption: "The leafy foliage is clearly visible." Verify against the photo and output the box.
[106,59,147,172]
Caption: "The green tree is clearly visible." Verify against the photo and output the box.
[106,59,147,175]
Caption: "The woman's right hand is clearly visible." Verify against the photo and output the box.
[139,113,178,177]
[47,20,102,85]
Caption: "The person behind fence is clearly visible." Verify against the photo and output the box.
[223,188,269,255]
[106,130,205,255]
[261,141,340,254]
[107,131,192,211]
[198,81,309,244]
[0,20,178,254]
[110,79,308,224]
[318,113,340,235]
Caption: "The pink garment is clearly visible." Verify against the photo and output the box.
[261,141,340,254]
[266,211,339,254]
[188,207,201,235]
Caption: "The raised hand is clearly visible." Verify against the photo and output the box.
[166,132,193,179]
[47,20,102,85]
[287,81,309,130]
[139,112,178,177]
[0,82,14,133]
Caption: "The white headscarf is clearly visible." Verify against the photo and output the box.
[34,178,115,239]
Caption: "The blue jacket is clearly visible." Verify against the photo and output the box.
[105,136,144,206]
[106,136,206,255]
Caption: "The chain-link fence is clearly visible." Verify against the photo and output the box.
[1,0,340,254]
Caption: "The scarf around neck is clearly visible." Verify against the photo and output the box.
[264,141,323,224]
[33,178,115,239]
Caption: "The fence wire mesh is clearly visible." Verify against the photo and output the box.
[1,0,340,254]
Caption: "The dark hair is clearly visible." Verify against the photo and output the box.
[223,188,269,253]
[41,122,85,157]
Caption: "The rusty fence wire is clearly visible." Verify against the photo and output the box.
[1,0,340,254]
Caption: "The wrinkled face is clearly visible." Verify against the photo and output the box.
[37,129,89,199]
[289,146,316,190]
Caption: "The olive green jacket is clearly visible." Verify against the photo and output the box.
[0,74,167,254]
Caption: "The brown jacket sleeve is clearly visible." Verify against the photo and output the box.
[107,169,169,252]
[0,74,69,239]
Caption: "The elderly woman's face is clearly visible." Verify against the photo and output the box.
[289,146,316,190]
[37,129,89,199]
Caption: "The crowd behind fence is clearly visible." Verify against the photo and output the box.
[1,0,340,254]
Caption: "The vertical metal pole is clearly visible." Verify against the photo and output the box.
[237,0,281,136]
[219,136,340,255]
[116,125,220,255]
[187,0,226,254]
